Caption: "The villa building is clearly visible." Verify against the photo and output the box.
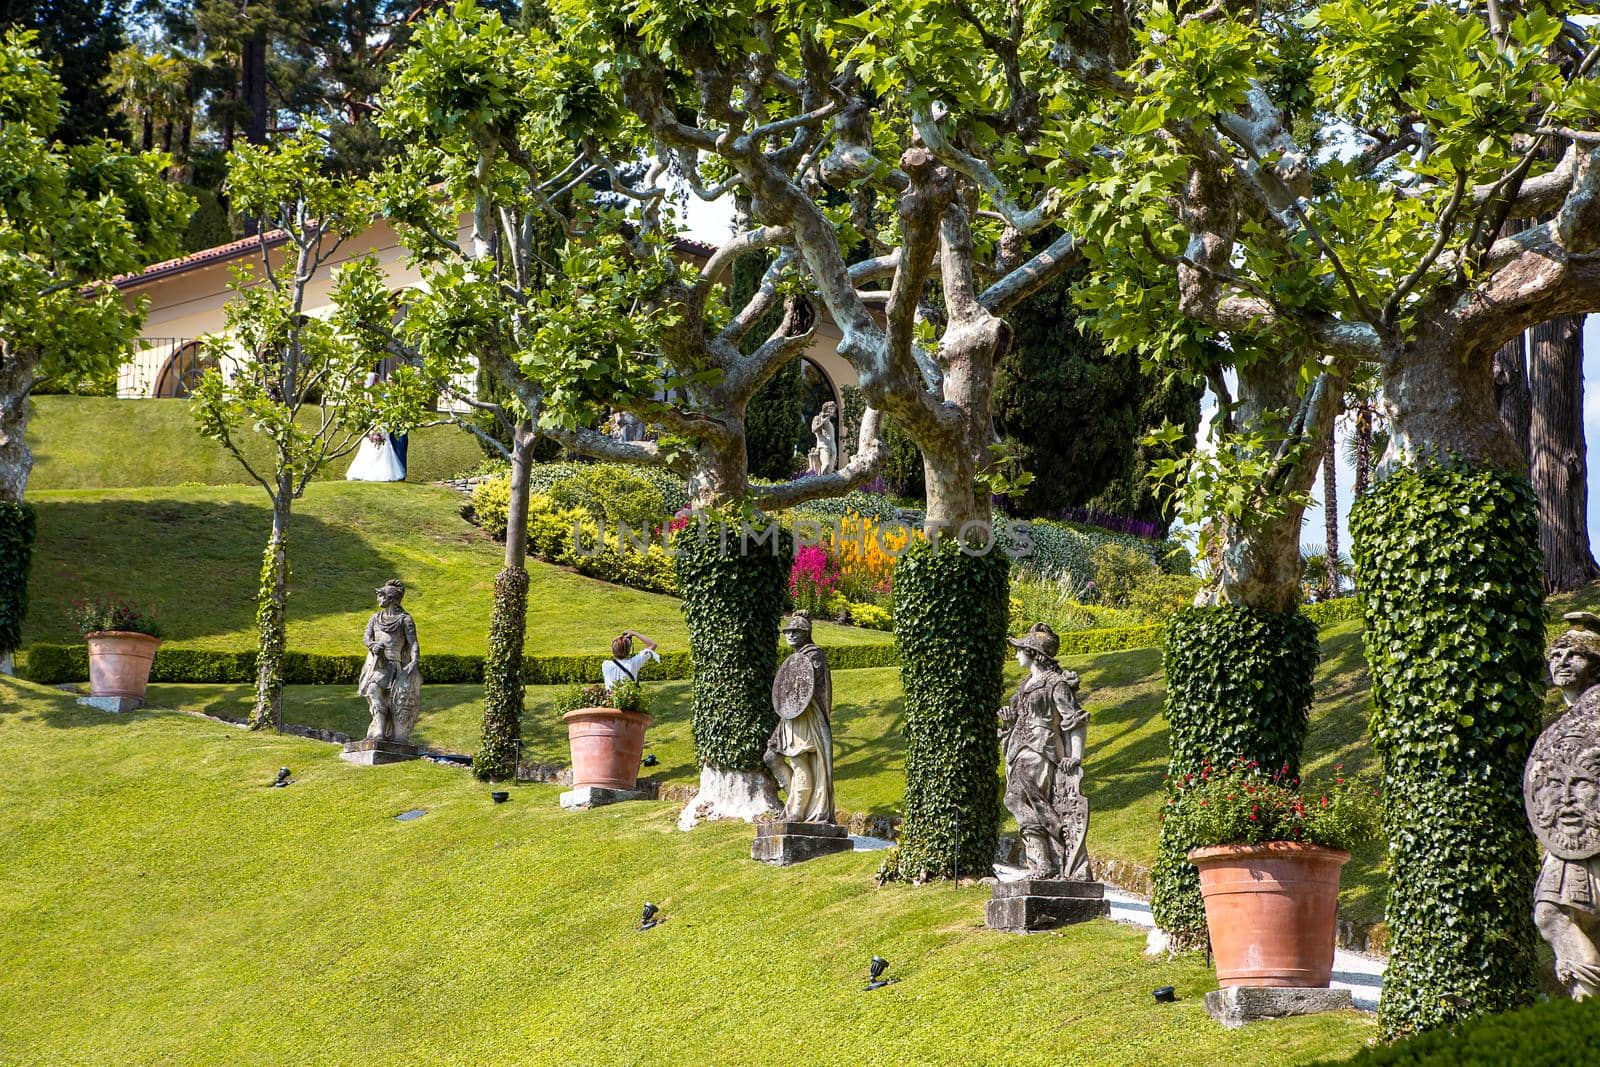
[109,221,857,423]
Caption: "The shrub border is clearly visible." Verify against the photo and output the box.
[20,641,898,686]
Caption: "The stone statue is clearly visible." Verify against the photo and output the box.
[358,579,422,744]
[1527,612,1600,1000]
[806,401,838,475]
[1000,623,1092,879]
[765,611,836,822]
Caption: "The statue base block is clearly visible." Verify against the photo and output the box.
[78,695,142,714]
[751,820,855,865]
[1203,986,1353,1028]
[560,785,653,810]
[339,739,419,766]
[985,878,1110,931]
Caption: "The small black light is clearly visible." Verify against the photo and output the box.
[1153,985,1176,1003]
[865,955,891,990]
[639,902,662,930]
[491,790,509,804]
[641,753,659,768]
[272,767,291,788]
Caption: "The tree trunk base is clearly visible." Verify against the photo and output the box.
[676,766,781,831]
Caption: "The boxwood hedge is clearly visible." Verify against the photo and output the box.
[1351,464,1545,1038]
[21,640,896,686]
[1315,994,1600,1065]
[1,501,35,662]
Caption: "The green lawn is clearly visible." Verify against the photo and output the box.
[24,481,888,657]
[146,618,1389,924]
[0,675,1374,1065]
[26,395,485,490]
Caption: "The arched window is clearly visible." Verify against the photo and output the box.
[152,340,215,398]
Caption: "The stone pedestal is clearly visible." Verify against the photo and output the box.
[560,785,653,810]
[751,820,855,865]
[1202,986,1353,1028]
[985,878,1110,931]
[339,739,419,766]
[78,695,142,714]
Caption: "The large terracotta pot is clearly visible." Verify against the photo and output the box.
[564,707,651,790]
[1188,841,1350,988]
[85,631,163,700]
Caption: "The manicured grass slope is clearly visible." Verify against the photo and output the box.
[27,395,484,490]
[148,619,1388,923]
[0,677,1372,1065]
[24,481,887,656]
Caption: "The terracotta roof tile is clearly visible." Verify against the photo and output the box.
[110,231,288,290]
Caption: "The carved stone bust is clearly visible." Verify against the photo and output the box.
[1527,612,1600,1001]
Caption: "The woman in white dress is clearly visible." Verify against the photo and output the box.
[345,429,406,482]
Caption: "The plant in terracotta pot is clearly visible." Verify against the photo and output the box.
[559,680,652,791]
[70,595,163,701]
[1163,760,1379,988]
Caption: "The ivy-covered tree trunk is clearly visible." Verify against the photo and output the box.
[475,424,534,781]
[1351,465,1544,1039]
[251,494,292,731]
[1153,364,1331,945]
[1361,339,1544,1037]
[892,538,1009,880]
[0,500,35,676]
[673,512,791,829]
[1152,607,1318,947]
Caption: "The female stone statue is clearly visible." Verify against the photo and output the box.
[1527,612,1600,1000]
[1000,623,1091,879]
[358,579,422,743]
[806,401,838,475]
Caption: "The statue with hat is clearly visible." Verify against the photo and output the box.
[1527,611,1600,1000]
[765,610,837,823]
[357,578,422,745]
[1001,622,1092,879]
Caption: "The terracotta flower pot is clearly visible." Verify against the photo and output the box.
[85,631,163,700]
[564,707,651,790]
[1188,841,1350,988]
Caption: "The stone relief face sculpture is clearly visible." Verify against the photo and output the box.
[1000,622,1092,879]
[1526,612,1600,1000]
[358,579,422,744]
[765,611,836,823]
[806,400,839,476]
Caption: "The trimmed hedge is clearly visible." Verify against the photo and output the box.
[1315,995,1600,1065]
[675,520,794,771]
[1351,465,1545,1039]
[1152,605,1319,947]
[1302,595,1364,627]
[892,538,1010,881]
[21,641,896,686]
[1,500,36,660]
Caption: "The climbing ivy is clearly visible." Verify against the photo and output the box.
[0,501,34,663]
[1351,464,1544,1039]
[1152,605,1319,947]
[251,535,289,731]
[674,518,793,771]
[892,537,1009,880]
[475,566,529,781]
